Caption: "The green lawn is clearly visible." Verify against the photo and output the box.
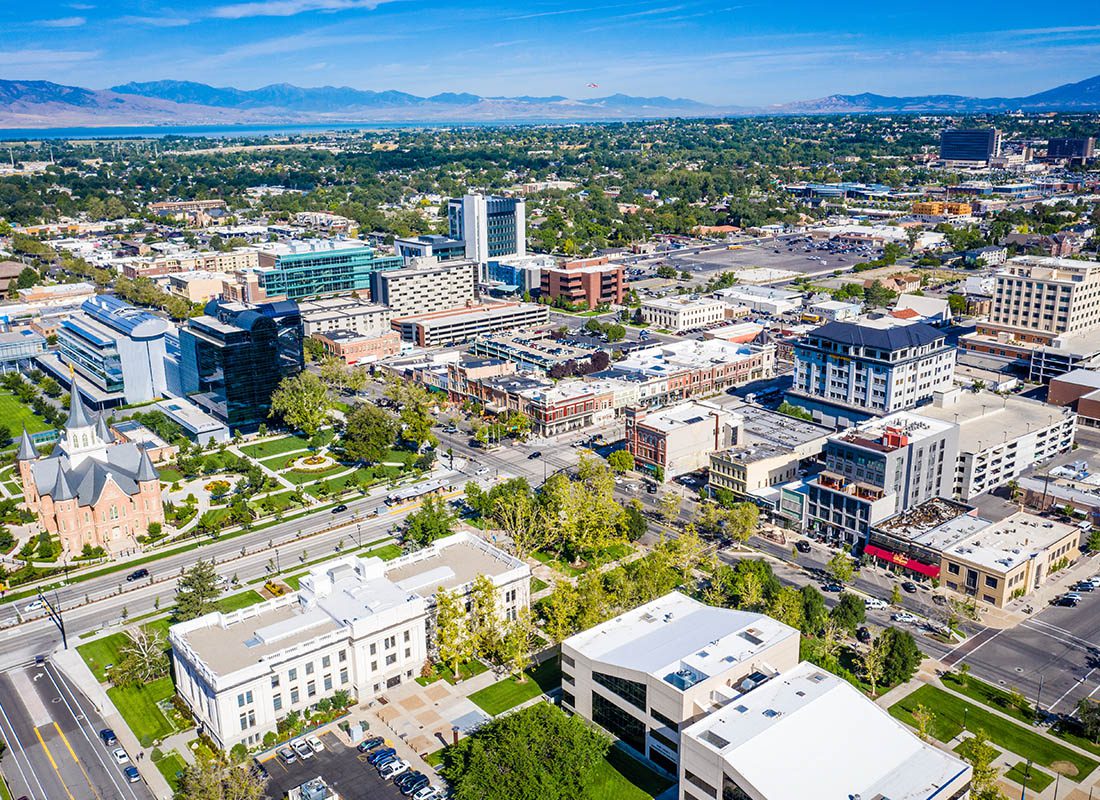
[154,751,187,792]
[889,684,1098,779]
[1004,761,1054,792]
[469,659,561,716]
[157,467,184,484]
[531,550,583,577]
[284,465,348,485]
[77,632,130,683]
[531,577,549,593]
[585,746,673,800]
[240,435,312,459]
[107,676,177,746]
[941,672,1034,725]
[215,590,265,614]
[0,390,51,435]
[424,750,444,768]
[249,491,301,515]
[416,659,489,686]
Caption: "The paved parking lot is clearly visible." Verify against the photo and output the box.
[261,732,407,800]
[662,240,869,277]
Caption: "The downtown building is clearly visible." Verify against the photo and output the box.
[253,240,402,301]
[939,128,1002,166]
[447,193,526,269]
[169,532,529,750]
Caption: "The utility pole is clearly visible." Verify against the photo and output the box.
[1035,674,1044,722]
[39,589,67,650]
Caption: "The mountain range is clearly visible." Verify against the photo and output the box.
[0,74,1098,129]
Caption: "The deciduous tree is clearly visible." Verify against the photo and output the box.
[269,372,333,437]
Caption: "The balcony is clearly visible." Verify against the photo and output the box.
[815,471,886,501]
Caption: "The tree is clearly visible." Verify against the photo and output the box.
[442,702,608,800]
[890,584,903,606]
[113,625,170,687]
[499,608,536,681]
[269,372,333,436]
[864,279,897,308]
[777,401,813,421]
[830,593,866,633]
[541,581,580,643]
[492,490,547,558]
[657,493,681,525]
[468,574,501,660]
[724,502,759,544]
[1077,697,1100,742]
[607,450,634,474]
[404,495,456,547]
[948,293,967,316]
[826,551,854,585]
[913,704,935,742]
[963,729,1005,800]
[799,585,828,635]
[175,756,267,800]
[861,633,888,697]
[16,266,38,290]
[878,627,922,687]
[175,560,221,621]
[768,586,804,630]
[342,404,397,464]
[622,499,648,542]
[435,587,473,680]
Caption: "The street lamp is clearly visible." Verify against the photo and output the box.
[962,706,968,733]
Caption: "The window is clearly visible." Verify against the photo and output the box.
[288,668,298,681]
[271,675,280,688]
[240,714,249,732]
[684,770,717,798]
[340,668,349,685]
[290,688,300,704]
[563,671,574,686]
[322,655,331,668]
[650,708,679,731]
[385,635,396,649]
[593,671,647,710]
[237,691,252,707]
[370,643,377,655]
[404,630,411,643]
[947,563,960,575]
[273,694,282,712]
[722,774,753,800]
[305,663,314,676]
[324,675,333,692]
[985,575,998,589]
[591,693,645,752]
[307,681,317,698]
[563,653,575,668]
[385,654,397,666]
[405,648,411,659]
[650,728,678,752]
[339,650,347,662]
[562,690,575,708]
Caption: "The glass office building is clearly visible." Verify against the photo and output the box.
[447,194,526,265]
[255,240,402,301]
[179,300,303,433]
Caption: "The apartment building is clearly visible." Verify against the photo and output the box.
[680,661,970,800]
[625,401,736,480]
[640,296,727,331]
[988,256,1100,337]
[561,592,800,776]
[789,319,956,428]
[170,532,530,750]
[540,257,625,309]
[806,412,958,546]
[391,301,549,347]
[121,249,260,279]
[298,296,392,338]
[369,259,477,317]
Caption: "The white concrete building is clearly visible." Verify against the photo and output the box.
[679,661,971,800]
[298,297,393,338]
[561,592,800,776]
[169,532,529,749]
[713,286,802,316]
[369,259,477,317]
[641,296,727,331]
[807,299,861,322]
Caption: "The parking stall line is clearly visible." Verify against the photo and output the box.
[1048,667,1097,713]
[34,725,76,800]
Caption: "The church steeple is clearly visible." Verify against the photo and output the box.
[60,378,108,469]
[16,427,37,461]
[66,382,95,429]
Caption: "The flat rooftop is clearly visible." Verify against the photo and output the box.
[642,296,725,310]
[838,411,955,452]
[875,498,975,538]
[919,390,1072,449]
[155,398,227,435]
[636,401,725,433]
[685,661,969,800]
[615,339,765,376]
[937,512,1078,573]
[564,592,797,691]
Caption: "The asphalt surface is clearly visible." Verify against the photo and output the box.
[0,660,153,800]
[262,732,410,800]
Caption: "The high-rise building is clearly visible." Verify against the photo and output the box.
[1047,137,1095,161]
[254,240,402,301]
[393,234,467,263]
[447,194,526,265]
[939,128,1002,164]
[788,319,956,428]
[369,259,477,317]
[989,256,1100,336]
[179,300,303,433]
[56,295,172,406]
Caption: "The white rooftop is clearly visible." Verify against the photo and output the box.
[937,512,1077,573]
[563,592,798,690]
[685,661,970,800]
[642,296,725,310]
[614,339,766,376]
[636,401,729,434]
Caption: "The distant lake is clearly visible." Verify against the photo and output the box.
[0,118,611,141]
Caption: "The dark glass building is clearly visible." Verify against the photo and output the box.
[939,128,1001,163]
[1047,137,1095,160]
[179,300,303,433]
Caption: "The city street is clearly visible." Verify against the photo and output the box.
[0,659,153,800]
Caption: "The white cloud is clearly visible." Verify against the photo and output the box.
[210,0,394,19]
[197,29,397,65]
[118,15,192,27]
[40,16,87,27]
[0,48,98,66]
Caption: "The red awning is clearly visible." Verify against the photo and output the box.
[865,544,941,578]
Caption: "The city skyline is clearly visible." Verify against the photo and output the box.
[3,0,1099,105]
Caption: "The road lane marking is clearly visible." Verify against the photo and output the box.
[34,725,75,800]
[0,685,47,800]
[1021,620,1100,651]
[941,627,1002,667]
[53,721,103,800]
[1048,667,1097,712]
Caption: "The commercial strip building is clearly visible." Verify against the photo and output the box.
[540,257,625,309]
[393,234,467,263]
[680,660,970,800]
[297,296,392,338]
[170,532,530,750]
[788,319,955,428]
[390,301,549,347]
[470,332,595,374]
[179,300,304,433]
[868,499,1080,607]
[254,240,402,301]
[369,259,477,317]
[640,296,728,331]
[562,592,970,797]
[447,194,526,265]
[313,329,402,365]
[625,401,736,480]
[711,285,802,316]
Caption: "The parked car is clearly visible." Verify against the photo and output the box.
[277,746,297,765]
[1056,595,1080,607]
[891,612,918,624]
[357,737,385,753]
[527,451,543,460]
[291,740,314,760]
[368,747,397,765]
[412,787,441,800]
[250,760,268,781]
[822,582,842,593]
[401,775,430,796]
[1065,592,1084,602]
[306,735,325,753]
[374,752,399,769]
[856,627,872,643]
[795,540,812,553]
[864,598,887,610]
[123,766,141,783]
[332,504,348,514]
[126,568,149,582]
[901,581,918,593]
[99,729,117,747]
[380,760,410,780]
[112,748,129,765]
[395,771,425,791]
[1072,581,1096,592]
[932,594,949,606]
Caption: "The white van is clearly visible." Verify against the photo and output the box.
[865,597,888,610]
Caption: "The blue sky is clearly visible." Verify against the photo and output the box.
[3,0,1099,104]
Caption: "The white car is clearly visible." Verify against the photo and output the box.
[23,600,44,613]
[865,598,888,610]
[305,735,324,753]
[291,740,313,760]
[112,747,129,765]
[891,612,918,624]
[474,467,489,476]
[413,787,441,800]
[379,759,409,780]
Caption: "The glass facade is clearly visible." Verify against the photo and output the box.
[180,300,303,433]
[592,693,645,752]
[258,247,401,301]
[593,671,647,710]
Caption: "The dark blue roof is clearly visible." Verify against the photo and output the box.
[807,321,944,351]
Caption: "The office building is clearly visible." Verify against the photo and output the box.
[447,194,526,265]
[19,387,163,557]
[166,271,230,304]
[789,319,956,428]
[484,254,556,295]
[989,256,1100,337]
[393,234,467,263]
[297,297,392,338]
[17,283,97,307]
[561,592,800,776]
[369,259,477,317]
[805,299,861,323]
[1047,137,1095,161]
[56,295,172,406]
[806,412,958,545]
[939,128,1002,164]
[518,380,618,437]
[391,301,549,347]
[540,256,625,310]
[712,285,802,316]
[680,661,970,800]
[170,532,530,749]
[625,402,736,480]
[179,300,303,433]
[314,329,402,365]
[154,398,229,445]
[870,500,1080,607]
[0,329,46,373]
[640,296,727,331]
[254,240,402,301]
[470,333,595,374]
